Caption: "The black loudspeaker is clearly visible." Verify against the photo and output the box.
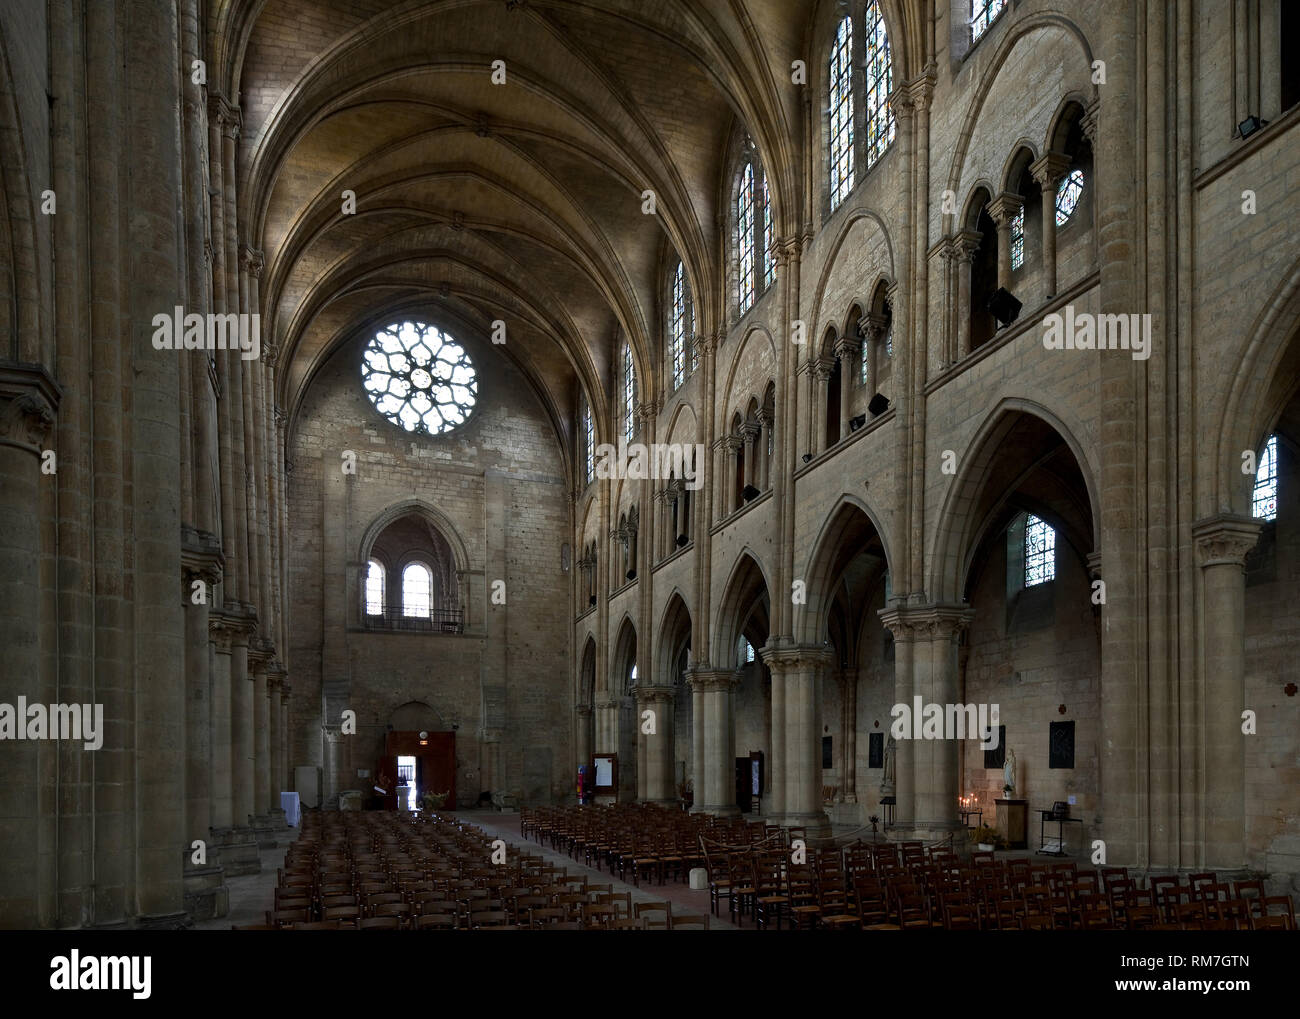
[801,453,812,464]
[868,393,889,417]
[676,534,688,548]
[589,594,596,606]
[742,484,760,501]
[849,414,867,432]
[625,568,636,581]
[986,287,1022,326]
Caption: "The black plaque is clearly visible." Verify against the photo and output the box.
[868,732,884,769]
[1049,721,1075,768]
[984,725,1007,770]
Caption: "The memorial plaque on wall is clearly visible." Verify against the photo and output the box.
[984,725,1007,769]
[868,732,884,769]
[822,736,833,769]
[1049,721,1075,768]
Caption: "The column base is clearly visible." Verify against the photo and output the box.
[182,853,229,921]
[212,826,261,876]
[695,803,741,818]
[250,815,280,849]
[888,821,965,846]
[782,811,832,842]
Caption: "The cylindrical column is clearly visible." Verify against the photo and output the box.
[637,687,675,803]
[841,668,858,804]
[182,538,220,857]
[267,672,283,812]
[1031,153,1072,298]
[575,705,593,776]
[765,647,832,838]
[208,616,234,830]
[231,625,254,828]
[952,232,980,360]
[252,657,270,825]
[880,605,972,838]
[767,660,785,819]
[1192,515,1260,869]
[987,193,1023,292]
[688,674,706,811]
[0,371,58,928]
[835,341,857,441]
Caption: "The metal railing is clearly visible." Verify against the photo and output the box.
[363,606,464,634]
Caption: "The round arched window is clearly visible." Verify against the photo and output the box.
[1054,169,1085,226]
[361,321,477,434]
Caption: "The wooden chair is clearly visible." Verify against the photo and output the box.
[669,912,709,930]
[358,916,400,930]
[634,901,671,930]
[469,909,512,929]
[415,913,457,930]
[266,907,310,929]
[581,903,619,930]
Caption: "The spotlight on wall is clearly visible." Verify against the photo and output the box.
[849,413,867,432]
[1238,115,1268,139]
[802,453,812,464]
[676,533,689,548]
[742,484,761,501]
[986,287,1022,327]
[867,393,890,417]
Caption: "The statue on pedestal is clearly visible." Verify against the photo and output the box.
[880,735,896,796]
[1003,747,1017,798]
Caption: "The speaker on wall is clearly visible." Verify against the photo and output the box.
[867,393,890,417]
[742,484,760,501]
[986,287,1022,327]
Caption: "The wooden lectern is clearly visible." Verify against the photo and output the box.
[995,798,1028,850]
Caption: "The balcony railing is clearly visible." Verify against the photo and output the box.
[364,607,464,634]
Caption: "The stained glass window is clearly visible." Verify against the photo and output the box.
[402,562,431,617]
[361,321,476,434]
[365,560,384,615]
[829,16,855,209]
[583,400,594,482]
[740,636,755,665]
[1055,168,1084,226]
[865,2,895,168]
[1024,514,1056,586]
[971,0,1007,42]
[738,162,756,312]
[1254,434,1278,521]
[622,341,635,442]
[762,172,775,288]
[671,261,687,388]
[1010,205,1025,270]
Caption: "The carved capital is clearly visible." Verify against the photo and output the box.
[1029,151,1073,192]
[810,356,836,383]
[1192,514,1262,569]
[878,602,973,642]
[858,311,890,344]
[759,644,834,674]
[952,229,983,264]
[833,336,861,362]
[0,362,60,453]
[684,668,739,693]
[240,245,265,279]
[635,684,676,706]
[181,525,225,588]
[985,192,1024,228]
